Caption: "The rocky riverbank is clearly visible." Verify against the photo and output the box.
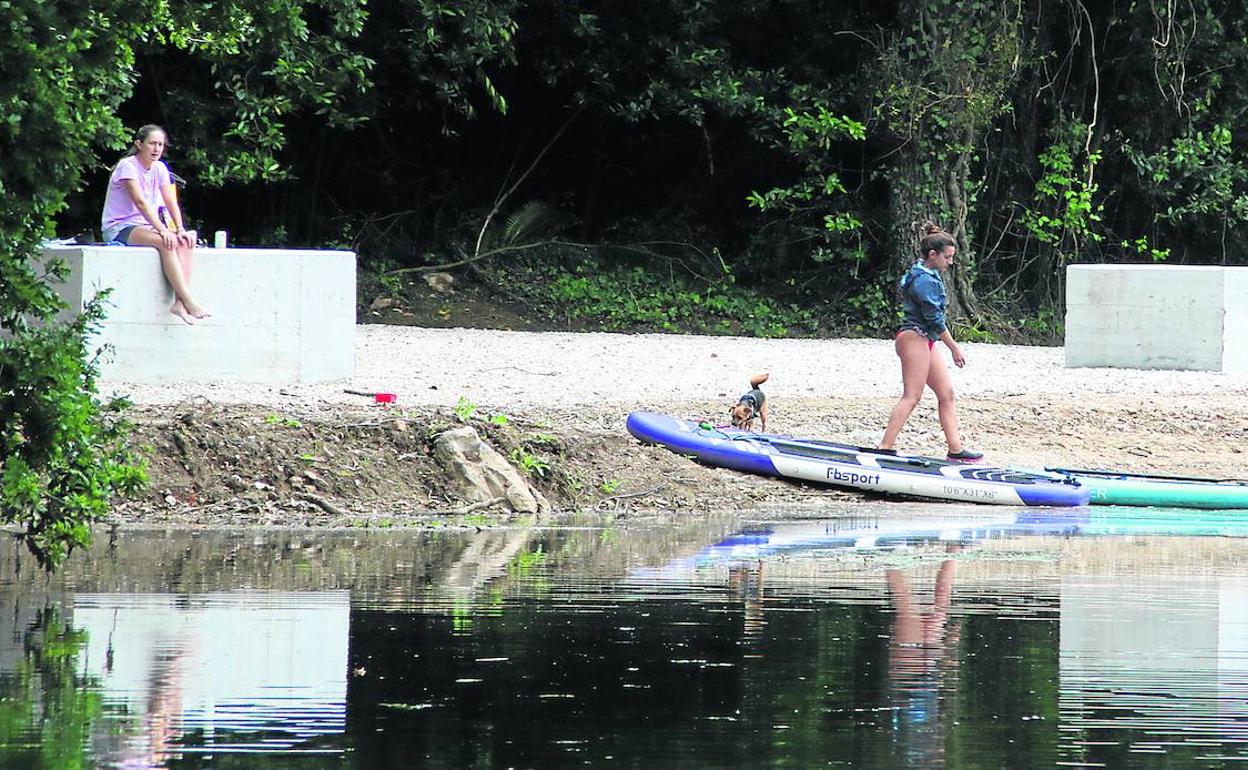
[103,326,1248,526]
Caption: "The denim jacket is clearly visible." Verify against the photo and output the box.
[898,262,947,341]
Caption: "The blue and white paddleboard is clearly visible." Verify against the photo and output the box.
[626,411,1088,507]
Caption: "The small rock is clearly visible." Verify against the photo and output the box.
[424,272,455,294]
[433,426,550,514]
[369,296,401,311]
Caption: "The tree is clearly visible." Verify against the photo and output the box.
[0,0,150,568]
[868,0,1025,322]
[1,0,372,568]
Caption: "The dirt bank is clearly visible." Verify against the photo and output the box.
[111,387,1248,527]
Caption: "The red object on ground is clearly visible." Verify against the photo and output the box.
[374,392,397,404]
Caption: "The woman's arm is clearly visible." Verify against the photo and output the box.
[915,274,965,366]
[122,179,177,248]
[938,329,965,367]
[158,181,184,231]
[158,182,194,246]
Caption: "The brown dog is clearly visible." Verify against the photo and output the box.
[729,373,770,432]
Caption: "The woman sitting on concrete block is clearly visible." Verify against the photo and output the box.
[101,124,210,325]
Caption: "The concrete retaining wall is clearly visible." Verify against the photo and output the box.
[1065,264,1248,372]
[39,245,356,383]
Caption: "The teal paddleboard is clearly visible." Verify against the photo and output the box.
[1047,468,1248,510]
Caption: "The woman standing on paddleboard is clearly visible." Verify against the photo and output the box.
[879,222,982,462]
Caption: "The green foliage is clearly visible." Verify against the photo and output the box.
[157,0,375,186]
[510,447,550,479]
[1120,237,1171,263]
[1,0,134,323]
[454,395,478,422]
[2,0,373,569]
[843,281,897,336]
[1018,305,1064,343]
[1124,122,1248,253]
[745,105,867,264]
[951,319,1000,344]
[0,295,147,569]
[372,0,521,124]
[263,413,303,428]
[528,432,558,447]
[871,0,1024,281]
[506,544,546,578]
[1019,122,1105,260]
[487,201,567,251]
[253,223,291,249]
[535,259,818,337]
[0,606,104,769]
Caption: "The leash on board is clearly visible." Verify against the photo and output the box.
[698,420,765,443]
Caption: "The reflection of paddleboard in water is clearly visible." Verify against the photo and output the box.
[626,412,1089,506]
[628,512,1091,581]
[634,507,1248,580]
[1082,506,1248,536]
[697,515,1059,560]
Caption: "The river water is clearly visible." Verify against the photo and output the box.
[4,502,1248,768]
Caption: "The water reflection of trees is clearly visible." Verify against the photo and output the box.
[0,517,748,604]
[11,521,1189,767]
[0,603,102,769]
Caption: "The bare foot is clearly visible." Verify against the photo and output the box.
[170,305,197,325]
[186,303,211,319]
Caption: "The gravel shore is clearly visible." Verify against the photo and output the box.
[104,324,1248,411]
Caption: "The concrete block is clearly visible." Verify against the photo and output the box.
[1065,264,1248,372]
[38,245,356,383]
[1225,269,1248,372]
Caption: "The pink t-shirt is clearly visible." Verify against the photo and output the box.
[101,155,172,240]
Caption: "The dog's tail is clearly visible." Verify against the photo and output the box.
[749,372,769,388]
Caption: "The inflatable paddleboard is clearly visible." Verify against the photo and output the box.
[1047,467,1248,509]
[626,412,1088,507]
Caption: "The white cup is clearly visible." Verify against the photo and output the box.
[213,230,228,249]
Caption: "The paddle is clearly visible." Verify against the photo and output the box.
[1047,467,1248,485]
[762,436,941,469]
[696,420,949,470]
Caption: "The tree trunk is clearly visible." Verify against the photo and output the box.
[945,133,983,322]
[884,138,982,325]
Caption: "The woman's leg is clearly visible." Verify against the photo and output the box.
[880,331,933,449]
[125,228,205,324]
[171,231,208,318]
[925,348,964,453]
